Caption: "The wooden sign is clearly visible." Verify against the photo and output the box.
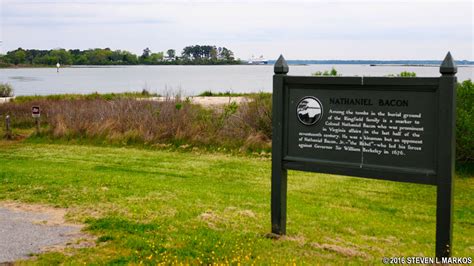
[32,106,40,118]
[271,53,457,259]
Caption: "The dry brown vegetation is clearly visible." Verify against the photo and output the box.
[0,94,272,152]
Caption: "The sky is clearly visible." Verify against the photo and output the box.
[0,0,473,60]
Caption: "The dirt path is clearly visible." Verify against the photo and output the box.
[0,202,93,263]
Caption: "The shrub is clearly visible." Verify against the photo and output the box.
[199,90,214,96]
[397,71,416,77]
[197,91,245,97]
[386,71,417,77]
[313,68,338,76]
[456,80,474,162]
[0,83,13,97]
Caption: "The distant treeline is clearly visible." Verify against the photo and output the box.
[275,60,474,66]
[0,45,241,66]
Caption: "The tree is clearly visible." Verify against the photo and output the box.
[74,54,88,65]
[139,48,152,64]
[210,47,218,60]
[32,55,55,65]
[84,49,112,65]
[1,45,240,66]
[122,51,138,65]
[166,49,176,59]
[8,48,27,65]
[142,48,151,58]
[110,50,125,63]
[219,47,234,61]
[50,49,72,65]
[200,45,214,59]
[148,52,164,64]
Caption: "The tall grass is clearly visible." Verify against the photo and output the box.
[0,94,272,152]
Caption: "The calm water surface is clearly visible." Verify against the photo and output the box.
[1,65,472,96]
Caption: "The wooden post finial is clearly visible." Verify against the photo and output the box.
[274,55,289,74]
[440,52,457,75]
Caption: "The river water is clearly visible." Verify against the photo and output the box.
[0,64,472,96]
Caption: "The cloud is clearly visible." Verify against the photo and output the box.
[1,0,472,59]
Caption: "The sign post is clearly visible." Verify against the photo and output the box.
[32,106,40,134]
[5,115,11,139]
[435,53,457,258]
[271,53,457,258]
[271,56,289,235]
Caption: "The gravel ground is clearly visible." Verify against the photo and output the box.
[0,206,81,263]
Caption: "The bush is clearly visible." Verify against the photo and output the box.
[386,71,417,77]
[397,71,416,77]
[198,90,214,96]
[312,68,338,76]
[197,91,246,97]
[456,80,474,162]
[0,83,13,97]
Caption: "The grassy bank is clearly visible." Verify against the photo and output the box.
[0,141,472,264]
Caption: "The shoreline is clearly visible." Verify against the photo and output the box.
[0,63,244,69]
[0,96,249,107]
[2,62,473,69]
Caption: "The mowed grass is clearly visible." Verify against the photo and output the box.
[0,141,473,264]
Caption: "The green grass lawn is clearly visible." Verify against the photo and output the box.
[0,140,473,264]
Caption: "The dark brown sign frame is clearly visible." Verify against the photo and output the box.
[271,53,457,258]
